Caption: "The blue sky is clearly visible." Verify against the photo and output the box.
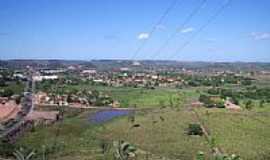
[0,0,269,61]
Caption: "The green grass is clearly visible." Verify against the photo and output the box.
[101,108,213,160]
[14,100,270,160]
[41,83,198,108]
[14,84,270,160]
[196,108,270,160]
[16,115,106,160]
[16,108,213,160]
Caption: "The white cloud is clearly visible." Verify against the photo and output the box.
[250,32,270,40]
[137,33,149,40]
[180,27,194,33]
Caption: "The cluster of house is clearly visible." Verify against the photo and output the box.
[34,91,119,108]
[80,69,186,88]
[27,67,190,88]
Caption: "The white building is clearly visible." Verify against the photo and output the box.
[82,69,97,74]
[33,75,58,81]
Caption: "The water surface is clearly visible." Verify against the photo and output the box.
[89,109,132,124]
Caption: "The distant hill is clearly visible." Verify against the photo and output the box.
[1,59,270,72]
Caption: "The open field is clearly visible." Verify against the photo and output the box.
[38,83,200,108]
[13,85,270,160]
[16,105,270,160]
[16,115,104,160]
[16,108,214,160]
[196,107,270,160]
[100,108,213,160]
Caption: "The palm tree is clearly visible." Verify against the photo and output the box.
[13,148,35,160]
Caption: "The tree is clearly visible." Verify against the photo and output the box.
[199,94,211,105]
[187,123,203,136]
[0,79,6,87]
[15,95,22,104]
[230,96,239,105]
[207,88,219,95]
[242,79,252,85]
[245,100,253,110]
[67,94,73,103]
[216,100,225,108]
[0,88,14,97]
[259,100,265,108]
[92,90,100,99]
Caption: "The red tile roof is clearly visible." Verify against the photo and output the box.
[0,101,21,122]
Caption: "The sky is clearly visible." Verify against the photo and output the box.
[0,0,270,62]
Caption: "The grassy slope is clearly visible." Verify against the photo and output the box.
[16,108,213,160]
[102,108,213,160]
[16,115,105,160]
[196,107,270,160]
[15,85,270,160]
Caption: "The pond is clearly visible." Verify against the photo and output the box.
[88,109,132,124]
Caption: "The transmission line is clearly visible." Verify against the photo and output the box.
[167,0,232,60]
[151,0,208,60]
[131,0,180,60]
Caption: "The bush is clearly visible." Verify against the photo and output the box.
[199,94,211,104]
[0,140,15,157]
[0,88,14,97]
[245,100,253,110]
[187,123,203,136]
[207,88,220,95]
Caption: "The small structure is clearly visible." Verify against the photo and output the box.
[111,100,120,108]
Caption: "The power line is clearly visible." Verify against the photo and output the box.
[131,0,180,60]
[167,0,232,60]
[151,0,208,60]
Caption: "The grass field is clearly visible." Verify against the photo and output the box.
[40,83,200,108]
[16,108,214,160]
[101,108,213,160]
[16,114,105,160]
[13,85,270,160]
[195,107,270,160]
[15,103,270,160]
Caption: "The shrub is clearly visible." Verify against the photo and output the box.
[0,88,14,97]
[0,140,15,157]
[187,123,203,136]
[245,100,253,110]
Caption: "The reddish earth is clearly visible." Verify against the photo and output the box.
[0,101,21,122]
[26,111,59,121]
